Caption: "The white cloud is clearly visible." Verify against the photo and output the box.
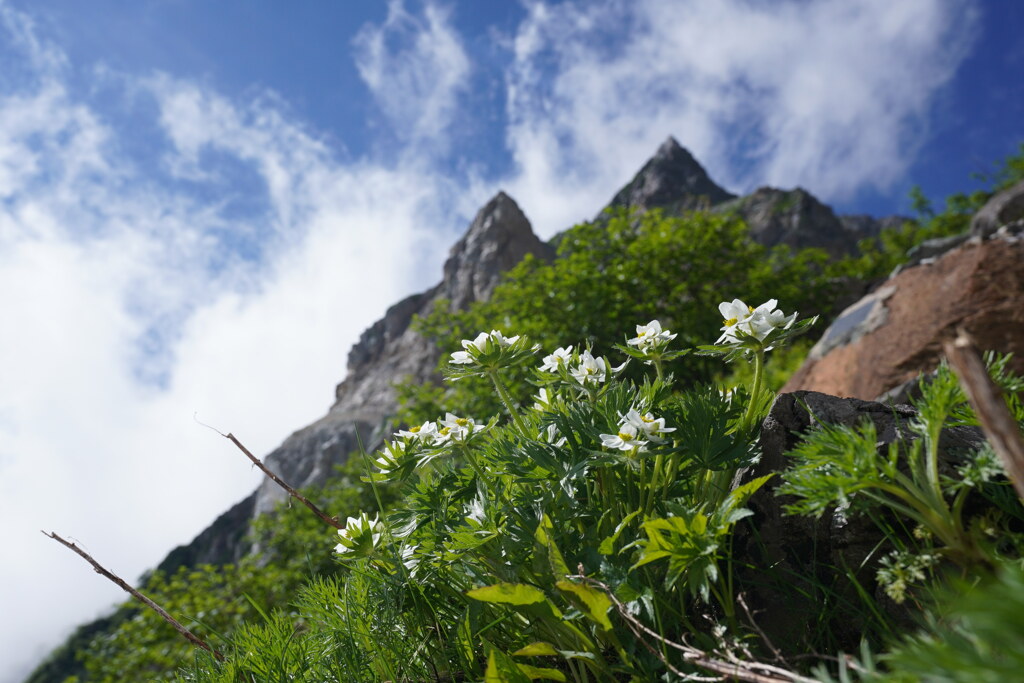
[502,0,978,237]
[0,10,465,681]
[353,0,471,148]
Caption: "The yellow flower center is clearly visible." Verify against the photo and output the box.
[724,317,737,327]
[641,414,655,423]
[439,427,451,436]
[748,305,754,313]
[455,418,469,427]
[410,426,421,433]
[618,432,633,441]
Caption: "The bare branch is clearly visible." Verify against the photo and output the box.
[43,531,225,662]
[567,571,815,683]
[943,330,1024,500]
[197,416,343,530]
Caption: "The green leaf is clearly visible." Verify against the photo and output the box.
[513,642,560,657]
[517,664,568,681]
[598,509,641,555]
[555,580,614,631]
[534,514,570,580]
[468,583,547,606]
[485,649,532,683]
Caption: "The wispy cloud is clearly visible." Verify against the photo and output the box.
[353,0,471,149]
[0,7,468,678]
[502,0,978,235]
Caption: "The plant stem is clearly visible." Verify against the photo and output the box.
[741,347,766,432]
[488,369,528,435]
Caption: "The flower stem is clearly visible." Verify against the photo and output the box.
[741,347,766,432]
[488,369,528,435]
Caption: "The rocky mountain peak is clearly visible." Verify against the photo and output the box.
[441,191,553,311]
[604,136,737,214]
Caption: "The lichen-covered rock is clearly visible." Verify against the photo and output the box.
[783,232,1024,400]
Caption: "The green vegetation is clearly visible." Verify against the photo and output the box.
[44,144,1024,681]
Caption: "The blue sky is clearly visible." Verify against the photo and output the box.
[0,1,1021,680]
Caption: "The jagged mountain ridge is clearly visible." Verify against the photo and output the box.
[28,138,907,683]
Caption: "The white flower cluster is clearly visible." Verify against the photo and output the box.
[539,347,625,386]
[450,330,521,364]
[627,320,677,351]
[600,406,676,452]
[335,511,385,557]
[717,298,796,345]
[398,413,486,447]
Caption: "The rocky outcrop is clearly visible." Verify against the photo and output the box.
[784,225,1024,400]
[715,187,863,256]
[971,179,1024,238]
[249,192,554,519]
[175,192,552,560]
[735,391,984,651]
[601,137,906,258]
[603,137,736,215]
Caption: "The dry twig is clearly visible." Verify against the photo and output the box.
[196,415,343,530]
[567,570,815,683]
[943,329,1024,500]
[43,531,225,661]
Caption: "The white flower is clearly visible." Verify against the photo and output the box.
[449,332,491,364]
[540,423,568,448]
[746,300,796,341]
[488,329,520,347]
[717,299,755,343]
[540,345,573,373]
[435,412,484,444]
[620,407,676,442]
[532,387,555,411]
[628,320,677,349]
[600,423,648,451]
[716,298,796,344]
[335,512,384,556]
[398,421,438,442]
[570,350,608,385]
[464,496,486,525]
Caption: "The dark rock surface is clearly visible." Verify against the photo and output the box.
[971,179,1024,238]
[735,391,984,652]
[783,229,1024,400]
[715,186,859,256]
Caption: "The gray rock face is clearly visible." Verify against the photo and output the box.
[716,186,859,256]
[971,179,1024,238]
[603,137,736,215]
[735,391,984,652]
[174,192,552,559]
[249,192,554,520]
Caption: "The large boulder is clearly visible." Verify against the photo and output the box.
[783,229,1024,400]
[734,391,983,652]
